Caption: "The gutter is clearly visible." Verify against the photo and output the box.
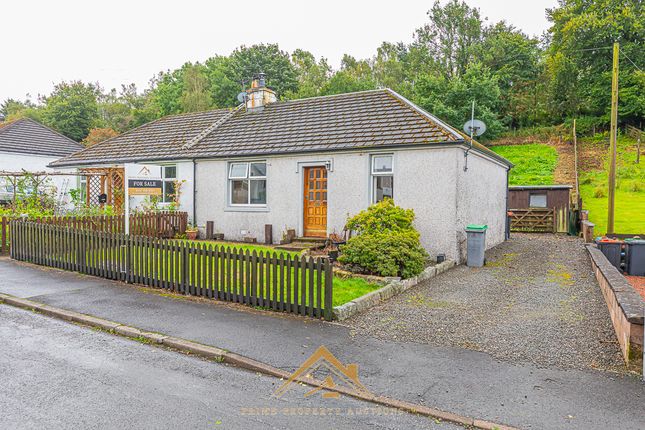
[49,140,513,170]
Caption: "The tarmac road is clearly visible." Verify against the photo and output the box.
[0,304,453,430]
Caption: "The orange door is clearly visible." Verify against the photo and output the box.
[303,167,328,237]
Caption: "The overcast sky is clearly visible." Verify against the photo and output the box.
[1,0,558,102]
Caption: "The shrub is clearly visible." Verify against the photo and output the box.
[593,187,606,198]
[339,199,428,278]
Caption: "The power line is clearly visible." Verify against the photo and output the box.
[620,51,643,72]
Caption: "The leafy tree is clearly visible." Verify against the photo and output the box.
[81,127,119,146]
[227,44,298,99]
[286,49,332,99]
[414,62,503,139]
[148,68,185,117]
[205,56,240,108]
[180,64,212,112]
[414,0,483,78]
[546,0,645,124]
[41,81,100,141]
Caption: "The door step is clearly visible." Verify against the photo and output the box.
[274,240,326,252]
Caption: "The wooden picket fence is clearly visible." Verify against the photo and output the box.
[9,221,333,320]
[0,212,187,254]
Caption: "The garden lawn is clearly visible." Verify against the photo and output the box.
[579,137,645,234]
[491,144,558,185]
[128,239,381,308]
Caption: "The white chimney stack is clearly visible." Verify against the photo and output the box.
[246,73,277,112]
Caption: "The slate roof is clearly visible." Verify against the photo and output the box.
[0,118,83,157]
[51,89,510,167]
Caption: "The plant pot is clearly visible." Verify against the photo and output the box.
[186,230,198,240]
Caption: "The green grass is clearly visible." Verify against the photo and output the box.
[579,137,645,234]
[76,237,379,309]
[331,277,381,307]
[186,239,300,258]
[490,144,558,185]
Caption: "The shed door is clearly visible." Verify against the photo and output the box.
[303,167,327,238]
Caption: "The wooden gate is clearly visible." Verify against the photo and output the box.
[509,208,555,233]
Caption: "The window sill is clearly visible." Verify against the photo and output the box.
[224,206,270,213]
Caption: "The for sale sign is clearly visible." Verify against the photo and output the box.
[128,179,162,196]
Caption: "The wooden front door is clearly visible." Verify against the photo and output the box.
[303,167,328,237]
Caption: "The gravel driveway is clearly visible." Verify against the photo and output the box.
[347,234,626,372]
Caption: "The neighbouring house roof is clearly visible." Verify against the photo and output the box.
[0,118,83,157]
[50,89,511,167]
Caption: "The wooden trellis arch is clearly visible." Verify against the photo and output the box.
[79,167,125,214]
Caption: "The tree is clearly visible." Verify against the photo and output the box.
[41,81,100,141]
[414,0,483,78]
[414,62,504,139]
[180,64,212,112]
[205,56,240,108]
[227,44,298,99]
[81,127,119,146]
[546,0,645,124]
[286,49,332,99]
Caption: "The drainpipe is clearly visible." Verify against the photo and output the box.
[505,167,510,240]
[192,159,197,225]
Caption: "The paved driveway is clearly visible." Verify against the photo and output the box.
[348,234,626,371]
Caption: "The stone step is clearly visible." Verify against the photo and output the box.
[274,241,325,252]
[294,236,328,244]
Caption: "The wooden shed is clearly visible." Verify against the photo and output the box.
[508,185,572,233]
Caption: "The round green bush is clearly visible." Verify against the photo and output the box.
[338,199,428,278]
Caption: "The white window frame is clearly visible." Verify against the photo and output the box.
[370,154,394,203]
[161,165,177,204]
[228,161,267,206]
[529,193,547,208]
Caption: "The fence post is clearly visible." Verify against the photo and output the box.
[1,217,6,254]
[181,243,189,294]
[323,258,333,321]
[125,233,132,283]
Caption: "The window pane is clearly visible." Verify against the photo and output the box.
[250,180,266,204]
[374,176,394,202]
[164,166,177,179]
[250,162,266,177]
[373,155,393,173]
[164,180,176,203]
[231,180,249,204]
[229,163,248,179]
[529,194,547,208]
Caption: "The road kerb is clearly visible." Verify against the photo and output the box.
[0,293,518,430]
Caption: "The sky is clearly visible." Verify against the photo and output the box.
[1,0,558,102]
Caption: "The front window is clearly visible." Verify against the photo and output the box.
[371,155,393,203]
[162,165,176,203]
[229,161,267,205]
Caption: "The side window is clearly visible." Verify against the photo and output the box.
[229,161,267,205]
[529,193,547,208]
[161,165,177,203]
[371,155,393,203]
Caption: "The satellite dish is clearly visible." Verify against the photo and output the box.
[463,119,487,137]
[237,92,247,103]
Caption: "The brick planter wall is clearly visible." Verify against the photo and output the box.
[586,244,644,371]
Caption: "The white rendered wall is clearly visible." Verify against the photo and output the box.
[0,151,77,208]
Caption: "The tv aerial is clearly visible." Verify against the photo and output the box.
[462,101,486,172]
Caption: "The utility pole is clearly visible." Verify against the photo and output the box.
[607,42,619,235]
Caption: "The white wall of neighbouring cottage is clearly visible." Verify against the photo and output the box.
[455,149,510,261]
[124,161,195,222]
[0,151,77,207]
[194,146,483,262]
